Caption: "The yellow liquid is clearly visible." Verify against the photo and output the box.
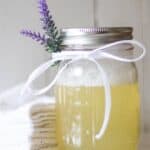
[55,83,140,150]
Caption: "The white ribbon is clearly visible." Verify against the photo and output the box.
[21,40,146,140]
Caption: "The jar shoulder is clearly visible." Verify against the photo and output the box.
[100,60,138,85]
[56,59,138,86]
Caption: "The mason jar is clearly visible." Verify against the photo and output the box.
[55,27,140,150]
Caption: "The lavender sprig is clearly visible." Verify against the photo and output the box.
[38,0,52,32]
[38,0,63,52]
[21,0,63,53]
[21,30,47,45]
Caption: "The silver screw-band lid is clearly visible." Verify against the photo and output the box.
[60,27,133,50]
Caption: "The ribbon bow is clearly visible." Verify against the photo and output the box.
[21,40,146,140]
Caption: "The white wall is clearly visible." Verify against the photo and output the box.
[0,0,46,93]
[142,0,150,132]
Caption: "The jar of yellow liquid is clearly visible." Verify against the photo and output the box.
[55,28,140,150]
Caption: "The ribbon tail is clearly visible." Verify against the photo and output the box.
[87,58,111,140]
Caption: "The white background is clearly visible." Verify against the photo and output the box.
[0,0,149,148]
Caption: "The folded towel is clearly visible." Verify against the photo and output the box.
[0,84,57,150]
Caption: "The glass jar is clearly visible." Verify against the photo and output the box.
[55,28,140,150]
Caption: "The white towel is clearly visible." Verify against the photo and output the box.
[0,84,57,150]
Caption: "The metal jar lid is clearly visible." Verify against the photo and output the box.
[60,27,133,50]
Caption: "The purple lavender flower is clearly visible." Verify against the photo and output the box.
[38,0,54,32]
[20,0,63,53]
[20,30,47,45]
